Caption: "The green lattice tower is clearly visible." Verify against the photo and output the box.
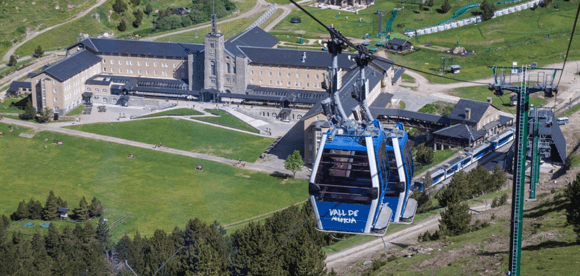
[488,66,561,276]
[530,108,541,200]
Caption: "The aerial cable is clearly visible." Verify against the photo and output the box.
[556,0,580,88]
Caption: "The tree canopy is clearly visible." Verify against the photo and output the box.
[284,150,304,178]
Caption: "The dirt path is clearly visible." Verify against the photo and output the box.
[325,202,488,274]
[2,0,107,62]
[263,5,292,32]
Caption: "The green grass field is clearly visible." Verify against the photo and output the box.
[65,104,85,116]
[155,13,262,43]
[452,86,547,113]
[390,1,580,83]
[195,109,258,133]
[137,108,203,118]
[371,189,579,275]
[0,0,95,58]
[418,101,455,116]
[0,97,26,114]
[66,118,272,162]
[0,122,306,240]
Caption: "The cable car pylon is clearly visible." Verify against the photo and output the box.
[487,65,562,276]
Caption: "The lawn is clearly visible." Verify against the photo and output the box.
[452,86,547,114]
[155,13,262,43]
[195,109,258,133]
[390,2,580,83]
[559,102,580,118]
[418,101,455,116]
[415,148,459,176]
[137,108,203,118]
[66,118,272,162]
[0,122,306,240]
[0,97,27,114]
[65,104,85,116]
[0,0,95,58]
[401,73,416,83]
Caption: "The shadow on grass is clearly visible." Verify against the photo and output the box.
[523,197,567,218]
[390,242,410,249]
[270,171,290,179]
[522,240,578,251]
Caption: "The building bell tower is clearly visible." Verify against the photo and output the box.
[204,13,225,92]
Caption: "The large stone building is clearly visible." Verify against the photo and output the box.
[23,17,399,114]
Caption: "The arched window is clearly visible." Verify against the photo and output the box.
[211,61,216,76]
[227,63,231,73]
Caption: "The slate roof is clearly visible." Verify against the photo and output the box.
[238,46,358,69]
[370,58,394,72]
[225,26,279,56]
[7,81,31,94]
[43,50,102,82]
[387,38,411,46]
[86,75,189,89]
[242,85,327,104]
[392,68,405,83]
[447,99,492,124]
[369,93,394,108]
[369,108,450,125]
[528,109,566,163]
[71,38,205,58]
[433,123,486,141]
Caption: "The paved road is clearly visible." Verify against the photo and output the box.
[263,5,292,32]
[2,0,107,62]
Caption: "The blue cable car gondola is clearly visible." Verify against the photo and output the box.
[309,122,418,236]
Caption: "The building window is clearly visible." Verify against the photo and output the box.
[54,97,57,102]
[111,68,115,73]
[211,43,215,48]
[126,61,129,65]
[103,60,106,64]
[227,63,231,73]
[211,61,216,76]
[154,62,157,67]
[118,60,122,65]
[110,60,114,64]
[119,68,123,73]
[154,71,158,75]
[103,67,106,72]
[296,74,300,78]
[250,70,253,75]
[53,88,57,93]
[316,75,320,79]
[287,73,290,78]
[173,64,176,69]
[278,72,281,77]
[306,83,309,87]
[87,88,91,91]
[269,80,272,84]
[137,61,141,66]
[95,88,99,92]
[260,79,263,84]
[103,89,108,92]
[306,74,309,79]
[287,81,290,86]
[146,62,149,66]
[146,70,149,74]
[52,80,56,85]
[138,70,141,74]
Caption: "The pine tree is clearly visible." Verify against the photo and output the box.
[118,20,127,32]
[441,0,451,13]
[11,200,29,221]
[27,198,43,219]
[128,231,147,275]
[428,0,434,7]
[284,150,304,178]
[30,232,52,275]
[9,55,17,66]
[565,173,580,241]
[89,197,104,218]
[130,0,140,6]
[56,196,68,208]
[489,165,507,192]
[42,191,60,221]
[73,196,90,221]
[145,4,153,16]
[96,218,111,251]
[231,221,285,275]
[436,171,468,207]
[112,0,128,14]
[39,107,53,123]
[33,45,44,57]
[133,8,144,28]
[23,99,36,120]
[439,202,472,236]
[44,223,61,257]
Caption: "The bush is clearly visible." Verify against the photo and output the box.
[118,20,127,32]
[412,191,433,214]
[372,259,387,271]
[441,0,451,13]
[439,202,471,236]
[499,193,508,205]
